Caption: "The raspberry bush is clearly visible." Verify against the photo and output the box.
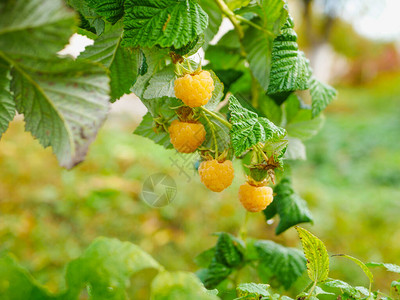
[1,0,397,299]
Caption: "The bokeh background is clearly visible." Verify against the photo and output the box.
[1,0,400,298]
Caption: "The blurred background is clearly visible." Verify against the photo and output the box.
[0,0,399,298]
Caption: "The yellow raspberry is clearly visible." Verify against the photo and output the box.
[198,159,235,192]
[174,70,214,107]
[168,120,206,153]
[238,182,273,212]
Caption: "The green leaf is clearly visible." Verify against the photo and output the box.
[200,114,231,153]
[197,262,232,289]
[151,271,219,300]
[261,0,289,35]
[172,34,205,56]
[296,227,329,283]
[131,47,169,99]
[309,77,337,117]
[229,95,265,156]
[322,279,361,298]
[226,0,251,10]
[264,178,312,234]
[0,0,75,59]
[194,248,216,268]
[123,0,208,49]
[67,0,106,35]
[213,233,244,268]
[86,0,124,24]
[243,27,272,91]
[143,64,177,100]
[333,255,373,284]
[0,254,55,300]
[134,97,182,149]
[258,117,286,142]
[64,237,162,299]
[9,58,109,169]
[284,137,306,160]
[254,240,306,289]
[199,0,222,49]
[285,95,324,141]
[236,283,270,298]
[0,60,15,138]
[79,23,139,101]
[204,70,224,111]
[258,93,282,125]
[366,262,400,274]
[243,0,288,91]
[1,0,110,169]
[134,112,173,149]
[267,18,311,95]
[205,45,242,70]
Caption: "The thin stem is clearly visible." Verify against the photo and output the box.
[202,111,219,159]
[213,0,244,39]
[254,144,269,163]
[236,15,273,36]
[306,281,317,300]
[200,107,232,129]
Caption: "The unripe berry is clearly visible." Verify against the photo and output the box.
[198,159,235,192]
[238,182,273,212]
[174,70,214,107]
[168,120,206,153]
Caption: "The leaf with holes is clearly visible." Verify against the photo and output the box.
[296,227,329,283]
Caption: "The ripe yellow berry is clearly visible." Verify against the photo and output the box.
[174,70,214,107]
[168,120,206,153]
[198,159,235,192]
[238,182,273,212]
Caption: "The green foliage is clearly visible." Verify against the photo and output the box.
[309,77,337,117]
[229,95,286,157]
[0,237,222,300]
[197,233,245,289]
[243,0,288,91]
[0,61,15,138]
[151,271,219,300]
[86,0,125,24]
[79,23,140,101]
[267,18,311,95]
[366,262,400,274]
[332,254,373,286]
[253,240,306,289]
[0,255,55,300]
[296,227,329,283]
[264,178,313,234]
[143,64,177,100]
[123,0,208,49]
[63,237,162,299]
[0,0,110,168]
[236,283,270,298]
[67,0,106,35]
